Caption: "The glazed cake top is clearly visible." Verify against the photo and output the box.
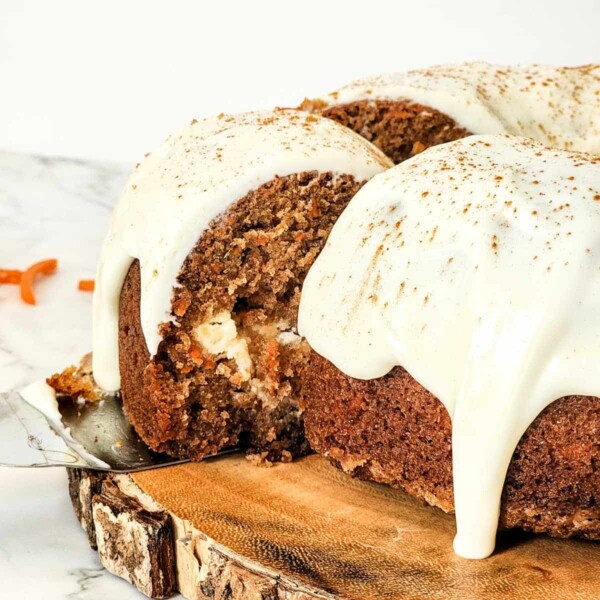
[92,108,392,392]
[310,63,600,154]
[299,134,600,559]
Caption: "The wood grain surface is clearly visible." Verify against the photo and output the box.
[127,454,600,600]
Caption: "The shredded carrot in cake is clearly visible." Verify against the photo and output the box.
[20,259,58,305]
[78,279,95,292]
[0,269,23,284]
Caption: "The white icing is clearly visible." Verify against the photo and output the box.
[315,63,600,154]
[21,381,63,423]
[20,381,110,469]
[93,109,391,391]
[298,135,600,559]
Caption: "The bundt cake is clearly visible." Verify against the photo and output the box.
[298,135,600,558]
[90,109,391,462]
[42,65,600,560]
[301,63,600,164]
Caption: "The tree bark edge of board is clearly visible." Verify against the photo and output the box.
[67,468,332,600]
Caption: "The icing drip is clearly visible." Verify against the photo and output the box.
[314,63,600,154]
[20,381,111,469]
[92,108,391,391]
[298,135,600,558]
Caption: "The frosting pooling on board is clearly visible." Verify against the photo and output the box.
[298,135,600,558]
[93,109,391,392]
[313,63,600,154]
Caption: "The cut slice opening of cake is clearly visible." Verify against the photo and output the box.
[118,170,374,462]
[50,109,391,464]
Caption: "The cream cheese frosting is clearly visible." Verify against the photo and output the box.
[20,381,110,469]
[92,108,391,392]
[298,135,600,558]
[313,63,600,154]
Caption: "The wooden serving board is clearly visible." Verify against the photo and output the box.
[68,454,600,599]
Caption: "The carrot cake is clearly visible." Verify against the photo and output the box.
[298,134,600,558]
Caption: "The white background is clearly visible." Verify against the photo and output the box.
[1,0,599,164]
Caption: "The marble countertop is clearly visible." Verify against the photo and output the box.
[0,151,177,598]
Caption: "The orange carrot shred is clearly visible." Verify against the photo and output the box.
[78,279,95,292]
[0,269,23,284]
[20,259,58,305]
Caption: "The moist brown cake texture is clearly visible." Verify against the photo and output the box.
[300,99,471,164]
[302,351,600,540]
[118,171,364,462]
[47,353,100,402]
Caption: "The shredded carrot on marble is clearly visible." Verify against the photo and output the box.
[20,259,58,305]
[0,269,23,284]
[78,279,95,292]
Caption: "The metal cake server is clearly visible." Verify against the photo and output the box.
[0,391,231,472]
